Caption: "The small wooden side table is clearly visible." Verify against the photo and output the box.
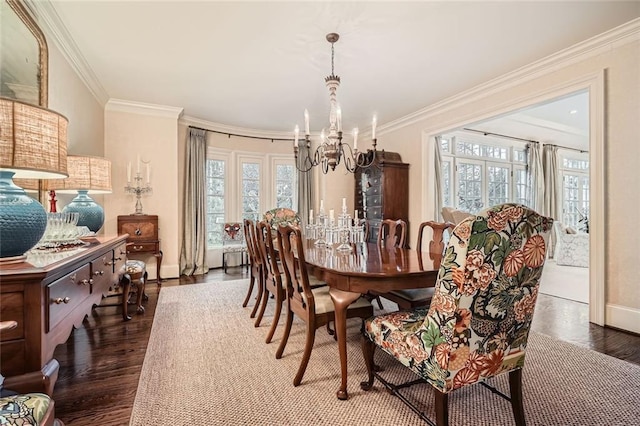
[117,214,163,282]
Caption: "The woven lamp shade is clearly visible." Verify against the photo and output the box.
[0,98,68,179]
[44,155,112,194]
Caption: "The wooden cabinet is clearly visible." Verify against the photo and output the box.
[0,235,128,395]
[354,151,409,244]
[117,214,162,282]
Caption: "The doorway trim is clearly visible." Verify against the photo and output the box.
[421,70,605,326]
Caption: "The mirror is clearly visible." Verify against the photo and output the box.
[0,0,48,107]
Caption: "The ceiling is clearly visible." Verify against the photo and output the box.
[36,1,640,148]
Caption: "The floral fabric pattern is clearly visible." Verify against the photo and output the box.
[364,203,553,393]
[263,208,300,231]
[0,393,51,425]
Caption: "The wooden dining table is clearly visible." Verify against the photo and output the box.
[302,240,441,400]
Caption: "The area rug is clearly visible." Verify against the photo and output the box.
[130,280,640,425]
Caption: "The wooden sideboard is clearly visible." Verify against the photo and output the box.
[0,235,128,395]
[117,214,162,282]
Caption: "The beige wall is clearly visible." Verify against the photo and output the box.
[104,102,183,280]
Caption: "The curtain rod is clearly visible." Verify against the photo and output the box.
[462,127,588,153]
[189,126,294,142]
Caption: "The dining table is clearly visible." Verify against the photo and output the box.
[302,240,441,400]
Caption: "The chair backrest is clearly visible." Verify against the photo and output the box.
[416,221,455,269]
[255,220,282,281]
[243,219,261,269]
[263,208,300,231]
[222,222,245,246]
[277,224,315,318]
[377,219,407,250]
[421,204,553,392]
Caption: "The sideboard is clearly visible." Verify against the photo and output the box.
[0,235,128,395]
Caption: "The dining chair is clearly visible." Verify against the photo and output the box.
[242,219,264,319]
[0,321,64,426]
[380,221,455,310]
[222,222,248,274]
[253,220,286,343]
[377,218,407,250]
[276,223,374,386]
[361,204,553,425]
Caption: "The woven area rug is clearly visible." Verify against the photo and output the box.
[130,280,640,425]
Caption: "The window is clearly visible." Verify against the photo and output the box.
[440,133,532,213]
[205,149,296,249]
[206,158,225,246]
[561,155,589,229]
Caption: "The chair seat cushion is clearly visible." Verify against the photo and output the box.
[126,260,146,280]
[223,244,247,253]
[305,286,372,314]
[388,287,435,302]
[0,393,51,424]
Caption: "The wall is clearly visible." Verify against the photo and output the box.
[104,100,183,280]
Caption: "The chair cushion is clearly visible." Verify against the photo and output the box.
[126,260,146,280]
[0,393,51,425]
[304,286,372,315]
[223,244,247,253]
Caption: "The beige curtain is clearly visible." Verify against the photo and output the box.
[297,142,314,224]
[527,142,544,212]
[543,144,562,257]
[179,127,209,276]
[434,136,444,220]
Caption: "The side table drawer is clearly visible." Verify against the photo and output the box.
[127,241,159,254]
[47,264,92,332]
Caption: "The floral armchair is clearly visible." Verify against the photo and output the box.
[361,203,553,425]
[262,208,300,231]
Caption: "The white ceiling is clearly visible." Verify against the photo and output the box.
[38,1,640,148]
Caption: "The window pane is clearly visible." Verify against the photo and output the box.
[206,159,225,247]
[242,162,261,220]
[457,162,483,213]
[275,164,295,209]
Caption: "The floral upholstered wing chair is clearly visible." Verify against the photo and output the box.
[362,203,553,426]
[263,208,300,231]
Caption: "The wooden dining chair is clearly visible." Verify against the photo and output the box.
[276,224,374,386]
[362,204,554,425]
[242,219,264,319]
[380,221,455,310]
[253,220,286,343]
[377,218,407,250]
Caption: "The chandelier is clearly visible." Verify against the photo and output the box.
[294,33,377,174]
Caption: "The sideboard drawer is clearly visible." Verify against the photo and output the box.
[47,265,92,332]
[127,242,158,253]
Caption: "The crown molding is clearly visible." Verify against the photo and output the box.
[25,0,110,106]
[180,115,293,140]
[106,99,184,119]
[381,18,640,135]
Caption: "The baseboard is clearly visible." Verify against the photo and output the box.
[159,264,181,280]
[606,303,640,334]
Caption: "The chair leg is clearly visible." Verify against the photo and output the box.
[134,272,147,314]
[276,306,294,359]
[250,275,264,318]
[223,253,227,274]
[434,389,449,426]
[360,336,376,391]
[509,369,526,426]
[120,274,132,321]
[254,286,270,327]
[265,294,283,344]
[242,274,255,308]
[293,324,316,386]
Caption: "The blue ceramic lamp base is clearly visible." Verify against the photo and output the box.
[0,171,47,260]
[63,190,104,233]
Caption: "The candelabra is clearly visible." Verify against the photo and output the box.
[305,198,365,253]
[125,173,152,215]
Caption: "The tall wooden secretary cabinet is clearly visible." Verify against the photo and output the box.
[354,151,410,243]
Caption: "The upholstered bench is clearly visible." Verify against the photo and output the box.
[0,392,63,426]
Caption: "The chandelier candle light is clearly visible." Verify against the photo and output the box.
[125,156,152,215]
[294,33,378,174]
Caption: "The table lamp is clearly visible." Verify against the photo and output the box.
[0,98,68,261]
[44,155,112,233]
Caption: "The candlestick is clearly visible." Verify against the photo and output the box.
[320,199,324,211]
[342,197,347,210]
[294,125,299,148]
[329,209,335,222]
[354,209,358,219]
[353,128,358,150]
[372,116,377,140]
[336,106,342,132]
[309,209,314,224]
[304,109,310,135]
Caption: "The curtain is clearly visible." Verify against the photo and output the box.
[179,127,209,276]
[543,144,562,258]
[296,142,314,224]
[527,142,544,213]
[434,136,444,220]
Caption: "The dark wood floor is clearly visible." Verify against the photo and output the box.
[52,268,640,425]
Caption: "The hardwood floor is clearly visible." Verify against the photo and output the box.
[52,268,640,425]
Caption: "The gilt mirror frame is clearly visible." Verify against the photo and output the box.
[1,0,48,107]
